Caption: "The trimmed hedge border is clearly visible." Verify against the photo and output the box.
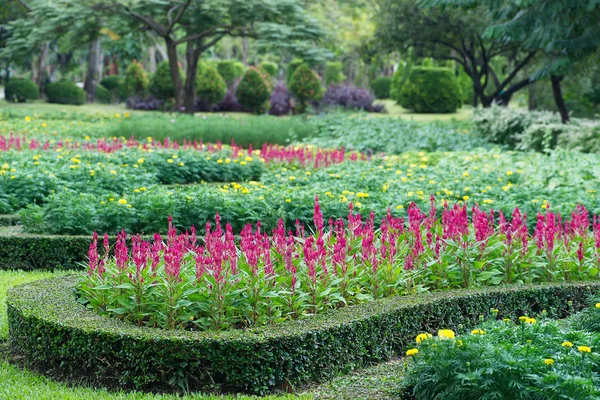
[0,214,20,227]
[0,234,90,270]
[8,276,600,394]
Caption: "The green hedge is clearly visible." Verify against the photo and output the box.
[5,79,39,103]
[8,277,600,395]
[0,215,20,227]
[399,67,461,113]
[0,234,90,270]
[46,81,86,105]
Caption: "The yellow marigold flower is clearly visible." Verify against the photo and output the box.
[217,159,223,164]
[118,199,127,205]
[124,112,130,118]
[471,329,486,335]
[115,113,121,118]
[25,116,31,122]
[90,170,95,176]
[438,329,455,339]
[416,333,432,344]
[289,176,296,181]
[578,346,592,353]
[544,358,554,365]
[406,348,419,356]
[167,159,173,164]
[138,158,144,164]
[241,188,249,194]
[179,162,184,166]
[463,195,470,201]
[357,192,369,198]
[225,158,231,164]
[110,170,116,175]
[525,318,536,324]
[506,171,513,175]
[285,198,291,203]
[42,122,47,128]
[139,187,147,191]
[595,303,600,309]
[462,171,469,177]
[100,201,105,205]
[562,341,573,348]
[396,205,404,210]
[109,197,115,202]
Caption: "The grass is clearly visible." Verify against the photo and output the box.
[375,99,473,122]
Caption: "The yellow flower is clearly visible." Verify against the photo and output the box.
[396,205,404,210]
[115,113,121,118]
[578,346,592,353]
[595,303,600,309]
[357,192,369,198]
[225,158,231,164]
[462,171,469,177]
[416,333,432,344]
[118,199,127,205]
[438,329,455,339]
[544,358,554,365]
[241,188,249,194]
[167,159,173,164]
[178,162,184,166]
[506,171,513,175]
[138,158,144,164]
[42,122,47,128]
[217,159,223,164]
[562,341,573,348]
[25,116,31,122]
[525,318,536,324]
[139,187,147,191]
[289,176,296,181]
[471,329,486,335]
[285,198,291,203]
[406,348,419,357]
[503,318,511,322]
[124,112,130,118]
[463,195,470,201]
[90,170,95,177]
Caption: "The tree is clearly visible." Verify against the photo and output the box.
[376,0,538,107]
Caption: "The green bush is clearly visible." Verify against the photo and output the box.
[124,62,148,97]
[94,84,111,104]
[0,234,90,270]
[149,61,178,101]
[399,67,462,113]
[286,58,305,84]
[260,61,278,78]
[8,277,600,394]
[457,68,474,105]
[195,63,227,105]
[573,297,600,332]
[371,76,392,99]
[324,61,345,86]
[4,79,39,103]
[236,67,272,114]
[289,64,323,113]
[390,62,411,103]
[46,81,86,105]
[217,60,245,86]
[100,75,125,102]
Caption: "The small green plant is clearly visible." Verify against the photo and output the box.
[371,76,392,99]
[196,63,227,105]
[149,61,179,101]
[573,297,600,332]
[5,79,39,103]
[216,60,245,86]
[289,64,323,113]
[236,67,272,114]
[399,67,461,113]
[324,61,345,86]
[124,61,148,97]
[46,81,86,105]
[260,61,278,78]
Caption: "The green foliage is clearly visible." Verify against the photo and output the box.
[286,58,305,84]
[573,297,600,333]
[457,68,473,105]
[399,67,461,113]
[9,276,599,394]
[403,315,600,399]
[289,64,323,113]
[324,61,345,86]
[371,77,392,99]
[0,234,90,270]
[260,61,278,78]
[4,79,39,103]
[195,63,227,105]
[124,62,148,97]
[216,60,245,86]
[149,61,178,101]
[390,62,411,103]
[46,81,86,105]
[236,67,272,114]
[100,75,126,102]
[94,85,111,104]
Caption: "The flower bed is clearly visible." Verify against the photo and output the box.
[8,276,600,394]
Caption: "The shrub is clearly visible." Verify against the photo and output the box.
[126,94,164,111]
[399,67,462,113]
[289,64,323,113]
[324,61,345,86]
[94,84,111,104]
[236,67,272,114]
[217,60,245,86]
[573,296,600,332]
[457,68,474,105]
[195,63,227,105]
[212,85,243,112]
[124,61,148,97]
[9,276,599,394]
[0,234,90,270]
[319,84,384,113]
[390,61,411,103]
[100,75,125,102]
[149,61,178,101]
[371,76,391,99]
[4,79,39,103]
[46,81,86,105]
[286,58,305,84]
[268,80,293,116]
[260,61,278,78]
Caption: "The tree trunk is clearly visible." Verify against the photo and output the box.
[183,40,203,113]
[165,37,184,111]
[242,37,249,65]
[528,82,537,110]
[148,46,157,74]
[32,42,49,96]
[84,39,102,102]
[551,74,569,123]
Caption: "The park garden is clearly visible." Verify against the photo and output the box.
[1,0,600,399]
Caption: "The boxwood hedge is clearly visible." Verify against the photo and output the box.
[0,233,89,270]
[8,277,600,394]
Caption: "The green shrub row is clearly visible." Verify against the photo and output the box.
[46,81,86,105]
[8,277,600,394]
[4,79,39,103]
[0,233,89,270]
[0,215,20,227]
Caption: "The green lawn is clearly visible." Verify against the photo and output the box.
[375,99,473,122]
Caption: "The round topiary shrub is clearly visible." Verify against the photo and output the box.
[286,58,305,84]
[260,61,278,78]
[124,61,148,97]
[324,61,345,86]
[217,60,245,86]
[371,76,392,99]
[236,67,272,114]
[196,63,227,105]
[4,79,39,103]
[100,75,126,102]
[149,61,178,101]
[289,64,323,113]
[399,67,462,113]
[46,81,86,105]
[94,84,111,104]
[390,62,411,104]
